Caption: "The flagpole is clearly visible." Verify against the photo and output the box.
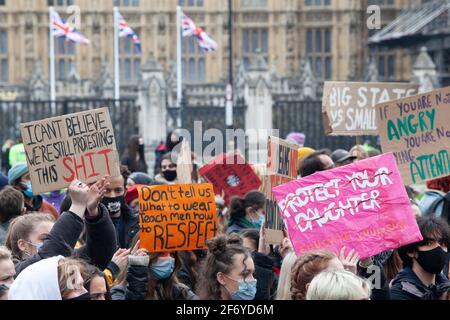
[176,6,183,128]
[113,6,120,102]
[49,7,56,111]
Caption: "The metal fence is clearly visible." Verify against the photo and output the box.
[273,100,379,151]
[0,99,139,154]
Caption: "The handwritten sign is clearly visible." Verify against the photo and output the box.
[376,86,450,185]
[138,184,217,252]
[199,153,262,205]
[272,153,422,259]
[322,82,418,136]
[20,108,120,195]
[264,137,299,244]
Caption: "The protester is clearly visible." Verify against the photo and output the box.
[8,256,90,300]
[299,149,334,177]
[419,177,450,224]
[227,191,266,235]
[330,149,357,167]
[101,166,139,249]
[350,145,369,161]
[0,186,25,245]
[198,235,256,300]
[121,135,148,174]
[154,153,179,184]
[0,173,8,191]
[126,172,153,188]
[104,248,130,288]
[81,261,110,300]
[275,251,297,300]
[297,147,315,175]
[391,216,450,300]
[7,163,59,220]
[124,184,142,216]
[153,131,182,176]
[0,246,15,289]
[5,178,117,275]
[110,239,197,300]
[241,228,275,300]
[1,139,14,174]
[306,270,371,300]
[8,138,26,168]
[177,250,205,292]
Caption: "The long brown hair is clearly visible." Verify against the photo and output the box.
[197,235,250,300]
[124,135,148,173]
[5,213,55,261]
[290,250,336,300]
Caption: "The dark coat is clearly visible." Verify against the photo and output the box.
[110,264,198,300]
[14,204,117,275]
[390,267,450,300]
[252,251,275,301]
[111,204,140,249]
[357,261,391,300]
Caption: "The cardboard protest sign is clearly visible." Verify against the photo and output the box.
[199,153,262,205]
[376,86,450,185]
[264,137,299,244]
[272,153,422,259]
[138,183,217,252]
[20,108,120,195]
[175,140,193,184]
[322,82,418,136]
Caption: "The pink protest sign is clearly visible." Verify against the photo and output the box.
[272,153,422,259]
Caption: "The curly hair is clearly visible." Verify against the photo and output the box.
[290,250,337,300]
[197,235,250,300]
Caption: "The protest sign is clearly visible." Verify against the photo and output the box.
[322,82,418,136]
[264,137,299,244]
[376,86,450,185]
[199,153,262,205]
[175,139,193,184]
[138,183,217,252]
[272,153,422,259]
[20,108,120,195]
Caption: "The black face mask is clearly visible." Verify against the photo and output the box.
[162,170,177,182]
[416,246,447,274]
[101,195,125,214]
[138,144,145,154]
[67,292,91,301]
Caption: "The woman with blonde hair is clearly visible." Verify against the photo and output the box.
[306,270,371,300]
[275,251,297,300]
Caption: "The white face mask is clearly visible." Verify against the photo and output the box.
[24,241,43,257]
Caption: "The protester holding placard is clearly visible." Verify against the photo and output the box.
[391,216,450,300]
[198,235,257,300]
[110,243,198,300]
[8,163,59,220]
[227,191,266,235]
[6,178,117,275]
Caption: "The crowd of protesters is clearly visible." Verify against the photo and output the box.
[0,132,449,301]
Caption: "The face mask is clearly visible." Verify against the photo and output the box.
[138,144,144,153]
[150,258,175,280]
[229,278,258,301]
[162,170,177,182]
[21,181,33,198]
[416,246,447,274]
[67,292,91,301]
[25,241,43,257]
[101,195,125,214]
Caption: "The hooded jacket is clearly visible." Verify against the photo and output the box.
[390,267,450,300]
[9,256,63,300]
[14,204,117,275]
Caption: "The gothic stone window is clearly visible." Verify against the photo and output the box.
[306,28,332,79]
[182,37,206,83]
[243,29,268,69]
[113,0,140,6]
[305,0,331,6]
[56,37,75,80]
[48,0,75,6]
[0,30,8,82]
[178,0,204,7]
[121,35,141,82]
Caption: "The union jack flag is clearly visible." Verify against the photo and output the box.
[181,12,218,53]
[117,11,142,54]
[51,9,90,44]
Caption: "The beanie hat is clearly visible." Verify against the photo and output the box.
[286,132,306,147]
[298,147,315,163]
[8,163,29,184]
[125,184,144,205]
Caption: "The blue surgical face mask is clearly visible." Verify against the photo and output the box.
[150,257,175,280]
[229,278,258,301]
[21,181,33,198]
